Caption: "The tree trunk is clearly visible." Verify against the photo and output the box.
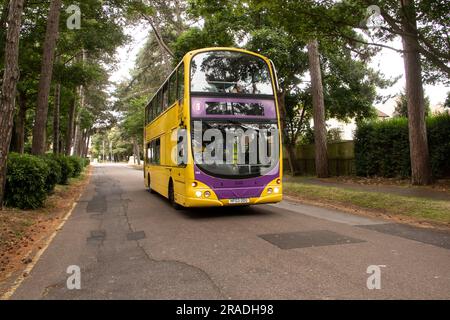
[65,95,76,156]
[13,88,27,153]
[307,39,329,178]
[276,90,296,175]
[133,137,141,165]
[31,0,62,155]
[73,51,85,156]
[0,0,25,206]
[136,140,141,165]
[285,144,298,175]
[400,0,432,185]
[53,83,61,154]
[73,119,81,155]
[83,133,91,158]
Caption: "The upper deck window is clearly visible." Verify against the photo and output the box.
[190,51,274,95]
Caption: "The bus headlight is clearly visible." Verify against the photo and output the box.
[274,187,280,193]
[267,188,273,194]
[204,191,211,198]
[195,191,202,198]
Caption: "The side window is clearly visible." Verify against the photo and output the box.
[145,106,148,124]
[146,142,151,162]
[163,83,169,110]
[169,72,177,106]
[150,99,155,121]
[157,91,163,114]
[177,66,184,101]
[151,141,155,163]
[155,138,160,165]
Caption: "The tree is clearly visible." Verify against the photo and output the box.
[52,83,61,153]
[120,96,147,165]
[0,0,25,205]
[31,0,62,155]
[399,0,432,184]
[283,94,310,174]
[271,0,448,184]
[307,39,328,178]
[394,90,430,117]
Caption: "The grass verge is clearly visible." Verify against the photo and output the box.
[284,181,450,227]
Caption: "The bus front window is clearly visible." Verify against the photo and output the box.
[191,121,279,179]
[190,51,274,95]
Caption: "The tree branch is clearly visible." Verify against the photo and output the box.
[140,13,174,58]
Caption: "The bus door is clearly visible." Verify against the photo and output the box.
[170,127,186,201]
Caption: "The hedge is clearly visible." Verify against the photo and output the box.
[47,154,74,185]
[4,154,90,209]
[4,153,49,209]
[40,155,62,192]
[82,158,90,167]
[68,156,83,178]
[355,114,450,178]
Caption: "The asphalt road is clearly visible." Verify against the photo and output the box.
[9,164,450,299]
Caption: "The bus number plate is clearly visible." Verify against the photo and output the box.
[229,198,250,204]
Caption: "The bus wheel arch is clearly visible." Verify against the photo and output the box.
[168,179,182,210]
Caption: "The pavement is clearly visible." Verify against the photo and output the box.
[6,163,450,299]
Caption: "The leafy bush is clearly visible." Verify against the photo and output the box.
[68,156,83,177]
[4,153,49,209]
[355,114,450,178]
[51,155,74,184]
[40,155,62,192]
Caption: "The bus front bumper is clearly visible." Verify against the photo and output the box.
[180,193,283,208]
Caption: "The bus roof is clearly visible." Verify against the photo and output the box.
[183,47,271,64]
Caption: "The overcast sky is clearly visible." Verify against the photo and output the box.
[110,25,449,117]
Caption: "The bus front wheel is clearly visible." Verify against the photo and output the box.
[168,180,181,210]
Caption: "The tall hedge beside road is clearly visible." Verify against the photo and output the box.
[355,114,450,178]
[4,153,90,209]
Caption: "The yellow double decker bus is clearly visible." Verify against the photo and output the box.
[144,47,282,209]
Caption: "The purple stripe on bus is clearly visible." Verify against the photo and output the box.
[194,163,280,199]
[191,97,276,119]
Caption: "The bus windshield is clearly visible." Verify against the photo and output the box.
[190,51,274,95]
[191,120,279,179]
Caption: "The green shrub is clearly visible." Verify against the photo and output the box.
[355,114,450,178]
[68,156,83,177]
[4,153,49,209]
[82,158,90,167]
[50,155,74,184]
[40,155,62,192]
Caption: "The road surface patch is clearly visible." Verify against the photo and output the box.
[87,230,106,244]
[86,194,106,213]
[357,223,450,250]
[259,230,365,249]
[127,231,146,241]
